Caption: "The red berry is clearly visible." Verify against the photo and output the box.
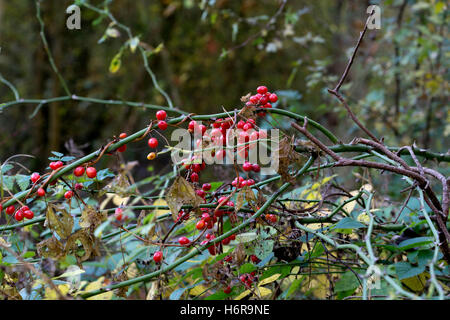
[250,255,260,263]
[178,236,190,246]
[153,251,163,263]
[259,95,269,105]
[237,120,245,129]
[198,124,207,135]
[23,210,34,220]
[119,132,127,139]
[54,161,63,169]
[202,183,211,191]
[188,120,197,131]
[64,190,74,199]
[117,144,127,152]
[15,210,24,221]
[196,189,206,198]
[86,167,97,179]
[74,183,83,190]
[6,206,15,215]
[222,237,230,245]
[157,121,168,130]
[269,93,278,103]
[223,286,232,294]
[37,188,46,197]
[114,208,124,221]
[242,162,252,172]
[190,172,199,182]
[196,220,206,230]
[252,164,261,172]
[156,110,167,121]
[148,137,158,148]
[74,166,85,177]
[257,86,268,94]
[30,172,40,184]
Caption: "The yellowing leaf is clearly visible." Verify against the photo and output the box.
[109,53,121,73]
[82,276,114,300]
[189,284,207,296]
[152,198,171,217]
[257,286,272,297]
[259,273,280,286]
[44,284,70,300]
[235,289,251,300]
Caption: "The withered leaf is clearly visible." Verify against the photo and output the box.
[238,104,256,121]
[79,206,107,231]
[235,185,258,213]
[65,229,99,264]
[233,243,246,266]
[165,176,203,220]
[37,236,65,260]
[277,136,305,183]
[45,204,74,239]
[100,171,131,197]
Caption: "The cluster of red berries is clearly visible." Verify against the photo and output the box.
[181,155,207,183]
[246,85,278,117]
[5,205,34,221]
[239,272,257,288]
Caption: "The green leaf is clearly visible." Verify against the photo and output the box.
[397,237,433,251]
[334,271,360,293]
[51,151,64,157]
[394,262,425,280]
[96,168,115,181]
[16,174,30,191]
[239,263,257,274]
[333,217,365,230]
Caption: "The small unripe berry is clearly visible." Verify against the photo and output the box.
[147,152,157,160]
[119,132,127,139]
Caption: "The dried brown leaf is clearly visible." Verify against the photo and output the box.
[37,236,65,260]
[79,206,107,231]
[45,204,74,239]
[165,176,203,220]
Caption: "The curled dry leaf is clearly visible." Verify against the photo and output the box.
[277,137,305,183]
[235,185,258,213]
[165,176,203,221]
[79,206,107,231]
[45,204,74,239]
[65,229,100,264]
[100,171,131,197]
[37,236,65,260]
